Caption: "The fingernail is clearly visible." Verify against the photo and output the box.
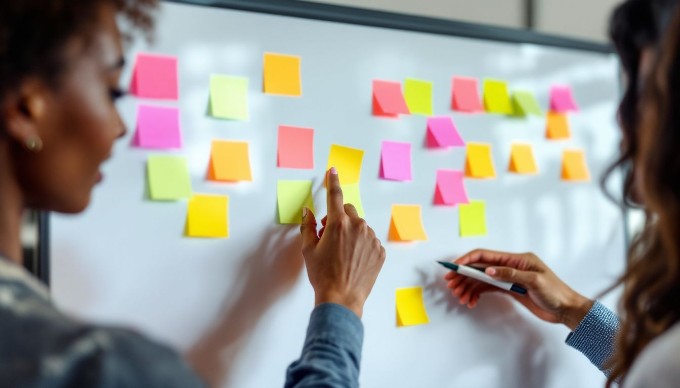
[302,207,308,219]
[329,167,338,175]
[486,267,496,276]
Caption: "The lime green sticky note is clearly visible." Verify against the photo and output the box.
[513,91,543,116]
[277,180,315,224]
[459,200,487,237]
[209,75,248,120]
[404,78,433,116]
[342,184,365,218]
[483,79,513,115]
[147,155,192,201]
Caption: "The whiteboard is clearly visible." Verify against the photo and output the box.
[49,2,625,387]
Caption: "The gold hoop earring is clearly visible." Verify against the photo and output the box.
[25,138,43,152]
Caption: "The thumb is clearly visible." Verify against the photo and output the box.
[486,266,537,288]
[300,207,319,255]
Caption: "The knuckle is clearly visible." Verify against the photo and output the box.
[329,186,343,197]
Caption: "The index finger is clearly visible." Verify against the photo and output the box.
[326,167,345,219]
[454,249,524,268]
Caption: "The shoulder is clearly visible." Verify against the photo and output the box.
[625,322,680,388]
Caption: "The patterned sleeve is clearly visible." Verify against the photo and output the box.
[565,300,621,375]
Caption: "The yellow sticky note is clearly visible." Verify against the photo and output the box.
[277,180,315,224]
[209,75,248,120]
[509,144,538,174]
[396,287,430,327]
[186,194,229,238]
[327,145,364,185]
[263,52,301,96]
[546,112,571,139]
[388,205,428,242]
[342,184,365,218]
[459,200,487,237]
[561,149,591,181]
[484,79,513,114]
[208,140,253,182]
[404,78,433,116]
[465,143,497,179]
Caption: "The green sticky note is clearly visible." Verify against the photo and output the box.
[342,184,365,218]
[404,78,433,116]
[277,180,315,224]
[483,79,513,115]
[209,75,248,120]
[513,91,543,116]
[147,155,192,200]
[459,200,487,237]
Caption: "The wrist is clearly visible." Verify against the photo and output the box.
[560,292,594,331]
[315,291,364,319]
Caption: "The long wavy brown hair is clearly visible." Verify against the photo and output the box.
[606,4,680,386]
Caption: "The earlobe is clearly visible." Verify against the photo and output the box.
[1,82,47,152]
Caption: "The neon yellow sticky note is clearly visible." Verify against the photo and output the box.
[186,194,229,238]
[512,91,543,116]
[327,145,364,185]
[546,112,571,140]
[465,143,497,179]
[459,200,487,237]
[483,79,513,114]
[208,140,253,182]
[509,144,538,174]
[277,180,314,224]
[396,287,430,327]
[209,75,248,120]
[263,52,301,96]
[342,184,365,218]
[147,155,192,201]
[561,149,591,181]
[388,205,428,242]
[404,78,433,116]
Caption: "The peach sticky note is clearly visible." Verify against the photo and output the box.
[452,76,483,112]
[509,144,539,174]
[380,141,412,181]
[327,144,364,185]
[208,140,253,182]
[342,184,365,218]
[129,53,178,100]
[459,200,488,237]
[186,194,229,238]
[133,105,181,149]
[434,170,469,206]
[373,80,410,117]
[263,53,301,96]
[396,287,430,327]
[389,205,428,242]
[404,78,433,116]
[546,112,571,140]
[277,180,315,225]
[426,116,465,148]
[483,79,513,115]
[561,149,591,181]
[465,143,497,179]
[550,85,579,112]
[512,91,543,116]
[278,125,314,169]
[147,155,192,201]
[209,75,248,121]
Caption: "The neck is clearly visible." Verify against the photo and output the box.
[0,141,24,265]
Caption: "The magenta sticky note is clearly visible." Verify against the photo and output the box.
[426,116,465,148]
[380,141,412,181]
[434,170,469,206]
[550,85,579,112]
[129,53,179,100]
[133,105,182,149]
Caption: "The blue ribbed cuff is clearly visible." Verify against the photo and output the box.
[565,301,620,373]
[304,303,364,362]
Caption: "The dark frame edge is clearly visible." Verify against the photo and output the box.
[36,211,50,286]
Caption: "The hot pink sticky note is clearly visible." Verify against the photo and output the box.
[277,125,314,169]
[434,170,469,206]
[426,116,465,148]
[129,53,179,100]
[452,77,483,112]
[373,80,410,117]
[133,105,181,149]
[550,85,579,112]
[380,141,412,181]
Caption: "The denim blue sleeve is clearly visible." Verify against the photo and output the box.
[565,300,621,375]
[285,303,364,388]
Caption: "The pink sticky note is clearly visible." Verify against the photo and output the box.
[380,141,412,181]
[373,80,410,117]
[133,105,181,149]
[434,170,469,206]
[452,77,483,112]
[277,125,314,169]
[129,53,179,100]
[426,116,465,148]
[550,85,579,112]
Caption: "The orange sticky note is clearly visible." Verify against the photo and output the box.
[465,143,496,179]
[388,205,428,242]
[186,194,229,238]
[561,149,591,181]
[508,144,538,174]
[208,140,253,182]
[546,112,571,140]
[263,53,301,96]
[278,125,314,169]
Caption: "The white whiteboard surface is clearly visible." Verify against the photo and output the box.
[50,2,625,387]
